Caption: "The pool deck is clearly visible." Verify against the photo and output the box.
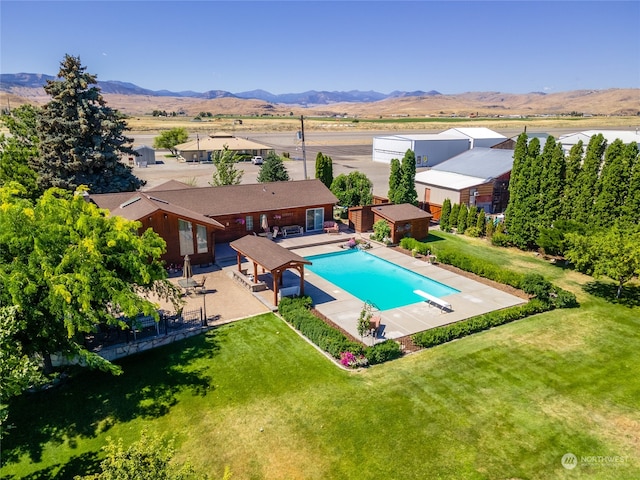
[214,231,526,343]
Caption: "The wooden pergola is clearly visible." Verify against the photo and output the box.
[229,235,312,306]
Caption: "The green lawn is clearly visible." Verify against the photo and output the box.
[2,238,639,479]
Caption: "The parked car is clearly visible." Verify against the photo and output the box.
[251,156,263,165]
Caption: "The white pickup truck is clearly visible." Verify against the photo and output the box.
[251,156,263,165]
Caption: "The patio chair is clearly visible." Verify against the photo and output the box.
[194,276,207,294]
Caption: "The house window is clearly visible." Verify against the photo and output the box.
[178,219,194,256]
[245,216,254,231]
[196,224,208,253]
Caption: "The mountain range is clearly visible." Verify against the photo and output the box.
[1,73,638,118]
[0,73,440,105]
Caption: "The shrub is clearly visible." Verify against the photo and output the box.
[372,220,391,242]
[520,273,553,301]
[491,232,510,247]
[365,340,402,364]
[465,226,482,237]
[552,289,579,308]
[412,300,548,348]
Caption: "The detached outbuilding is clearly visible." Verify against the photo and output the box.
[415,147,514,219]
[349,203,432,244]
[122,145,157,167]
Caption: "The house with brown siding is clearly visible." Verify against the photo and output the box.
[414,147,514,220]
[90,179,338,265]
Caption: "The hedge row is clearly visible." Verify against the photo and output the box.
[412,299,547,348]
[278,297,402,365]
[399,237,578,308]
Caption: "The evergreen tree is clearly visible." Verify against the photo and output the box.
[505,133,529,238]
[209,146,244,186]
[621,142,640,225]
[34,55,142,193]
[538,136,566,227]
[506,134,543,248]
[388,158,402,203]
[314,152,333,189]
[399,149,418,205]
[466,205,477,232]
[457,204,468,233]
[593,139,633,228]
[476,209,486,236]
[560,141,584,220]
[486,216,495,238]
[450,203,460,229]
[439,198,452,232]
[257,151,290,183]
[573,133,606,225]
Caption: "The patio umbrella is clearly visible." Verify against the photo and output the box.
[261,215,269,233]
[183,255,192,280]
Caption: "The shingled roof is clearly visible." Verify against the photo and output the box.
[372,203,432,222]
[90,192,224,229]
[230,235,311,271]
[142,179,338,216]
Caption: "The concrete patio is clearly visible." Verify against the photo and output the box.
[203,230,527,344]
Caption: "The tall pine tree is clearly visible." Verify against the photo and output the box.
[35,55,142,193]
[258,152,290,183]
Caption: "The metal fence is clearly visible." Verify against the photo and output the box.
[84,308,207,351]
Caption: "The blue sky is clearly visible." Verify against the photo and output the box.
[2,1,639,95]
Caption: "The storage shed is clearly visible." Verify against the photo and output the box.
[348,203,432,244]
[122,145,156,167]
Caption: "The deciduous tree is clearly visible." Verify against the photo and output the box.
[566,223,640,298]
[209,146,243,186]
[0,105,40,197]
[573,133,606,225]
[153,128,189,156]
[560,141,584,220]
[34,55,142,193]
[0,183,181,375]
[330,171,373,208]
[538,136,565,227]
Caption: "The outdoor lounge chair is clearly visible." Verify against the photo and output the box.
[323,221,339,234]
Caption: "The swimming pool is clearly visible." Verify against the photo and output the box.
[305,249,459,311]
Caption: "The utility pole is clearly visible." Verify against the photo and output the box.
[300,115,307,179]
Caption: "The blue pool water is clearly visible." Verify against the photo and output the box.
[306,249,459,311]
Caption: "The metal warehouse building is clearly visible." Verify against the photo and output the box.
[372,127,507,167]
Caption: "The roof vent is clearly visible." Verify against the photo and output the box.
[119,196,141,208]
[148,196,169,204]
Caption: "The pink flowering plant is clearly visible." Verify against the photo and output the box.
[340,351,368,369]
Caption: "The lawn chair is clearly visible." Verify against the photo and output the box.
[194,276,207,294]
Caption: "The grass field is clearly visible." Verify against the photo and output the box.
[124,115,640,134]
[2,238,639,479]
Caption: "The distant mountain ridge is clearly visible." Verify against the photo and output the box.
[0,73,441,105]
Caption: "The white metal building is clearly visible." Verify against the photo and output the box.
[372,127,506,167]
[558,129,640,154]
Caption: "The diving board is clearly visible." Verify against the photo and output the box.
[413,289,452,313]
